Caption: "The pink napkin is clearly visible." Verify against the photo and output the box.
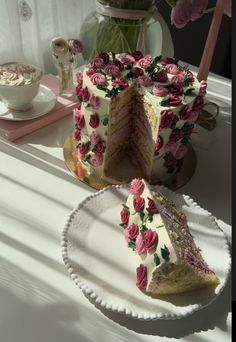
[0,74,78,141]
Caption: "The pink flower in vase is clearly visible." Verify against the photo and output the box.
[171,0,208,28]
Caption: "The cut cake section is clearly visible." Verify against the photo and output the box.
[119,178,219,295]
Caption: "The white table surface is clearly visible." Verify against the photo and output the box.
[0,69,231,342]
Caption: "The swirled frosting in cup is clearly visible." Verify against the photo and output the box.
[0,63,42,86]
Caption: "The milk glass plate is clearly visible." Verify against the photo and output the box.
[0,84,56,121]
[61,185,231,320]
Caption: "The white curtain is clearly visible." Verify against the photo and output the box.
[0,0,95,73]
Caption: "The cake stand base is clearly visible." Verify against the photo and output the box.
[63,133,197,191]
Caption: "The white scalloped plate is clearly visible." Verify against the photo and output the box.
[61,185,231,320]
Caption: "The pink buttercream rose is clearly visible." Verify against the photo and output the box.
[86,68,96,77]
[169,128,184,142]
[112,77,129,89]
[97,52,110,63]
[89,94,101,110]
[199,80,207,96]
[152,85,169,97]
[171,74,185,86]
[90,73,107,86]
[137,75,153,87]
[133,197,145,212]
[131,50,144,61]
[74,129,81,141]
[131,67,144,78]
[169,95,182,106]
[75,83,82,96]
[80,87,90,102]
[136,264,148,289]
[129,179,145,197]
[91,153,103,167]
[187,110,199,124]
[159,110,174,130]
[91,57,104,69]
[152,70,168,83]
[77,142,89,160]
[126,223,140,240]
[143,229,158,253]
[95,141,106,154]
[164,141,178,153]
[147,198,159,214]
[120,53,135,65]
[73,107,85,129]
[179,105,191,120]
[136,234,146,255]
[90,131,102,145]
[138,55,151,69]
[170,83,183,96]
[120,208,129,225]
[104,64,120,76]
[192,95,204,111]
[155,135,164,152]
[111,59,124,71]
[166,63,179,75]
[89,113,100,129]
[123,227,130,243]
[175,144,188,160]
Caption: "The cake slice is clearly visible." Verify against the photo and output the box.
[119,178,219,295]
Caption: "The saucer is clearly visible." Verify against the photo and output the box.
[0,85,56,121]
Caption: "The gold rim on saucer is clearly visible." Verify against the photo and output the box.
[63,133,197,191]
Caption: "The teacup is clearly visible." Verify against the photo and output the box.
[0,63,43,111]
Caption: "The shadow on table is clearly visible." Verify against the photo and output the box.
[86,274,231,339]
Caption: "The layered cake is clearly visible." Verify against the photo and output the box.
[73,51,207,184]
[119,178,219,295]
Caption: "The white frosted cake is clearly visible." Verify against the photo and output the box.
[73,51,207,184]
[119,178,219,295]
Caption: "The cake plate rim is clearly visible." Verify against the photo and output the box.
[63,132,197,191]
[61,184,231,321]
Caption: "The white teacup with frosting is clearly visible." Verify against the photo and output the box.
[0,63,43,111]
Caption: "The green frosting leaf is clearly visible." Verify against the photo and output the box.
[184,87,195,96]
[154,253,160,266]
[128,238,136,251]
[140,224,148,235]
[119,223,128,229]
[161,245,170,262]
[102,116,109,126]
[122,204,130,211]
[160,97,170,106]
[139,211,145,221]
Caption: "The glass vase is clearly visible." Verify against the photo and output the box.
[79,1,174,63]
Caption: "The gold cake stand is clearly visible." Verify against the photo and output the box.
[63,133,197,191]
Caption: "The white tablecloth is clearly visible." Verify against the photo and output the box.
[0,69,231,342]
